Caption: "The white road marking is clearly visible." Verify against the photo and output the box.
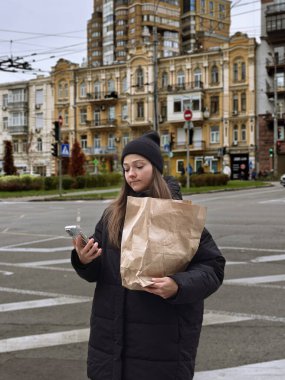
[2,236,66,249]
[11,259,70,267]
[224,274,285,285]
[0,270,14,276]
[203,311,253,325]
[0,286,90,299]
[259,198,285,204]
[251,254,285,263]
[220,246,285,253]
[0,296,91,312]
[205,309,285,324]
[195,359,285,379]
[226,261,247,265]
[0,329,90,353]
[0,247,71,252]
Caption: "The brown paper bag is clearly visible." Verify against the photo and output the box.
[120,196,207,290]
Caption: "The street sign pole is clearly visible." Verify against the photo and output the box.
[184,108,193,188]
[58,115,63,197]
[186,122,190,188]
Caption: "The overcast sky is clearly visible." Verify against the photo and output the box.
[0,0,261,84]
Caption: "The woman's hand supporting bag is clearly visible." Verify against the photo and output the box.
[144,277,178,299]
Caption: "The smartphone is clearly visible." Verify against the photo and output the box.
[65,225,89,245]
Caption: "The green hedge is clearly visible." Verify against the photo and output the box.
[177,173,229,187]
[0,173,123,192]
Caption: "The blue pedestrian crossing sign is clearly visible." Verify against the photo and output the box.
[61,144,70,157]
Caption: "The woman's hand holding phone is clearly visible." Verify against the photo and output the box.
[74,236,102,265]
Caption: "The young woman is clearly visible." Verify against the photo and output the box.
[71,131,225,380]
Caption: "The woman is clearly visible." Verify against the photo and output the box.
[71,131,225,380]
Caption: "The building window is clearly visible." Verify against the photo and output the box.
[36,113,44,129]
[13,139,19,153]
[122,133,130,147]
[80,108,87,124]
[94,108,101,126]
[241,62,246,81]
[233,125,238,143]
[94,134,101,148]
[58,82,63,98]
[3,117,8,130]
[81,135,87,149]
[35,89,43,105]
[107,79,115,93]
[108,133,115,149]
[233,63,238,82]
[121,104,128,120]
[64,83,69,98]
[241,92,246,112]
[64,111,69,126]
[211,65,219,84]
[194,68,202,87]
[37,138,43,152]
[80,82,87,97]
[209,1,214,16]
[108,106,115,122]
[122,77,127,93]
[241,124,247,141]
[94,81,100,99]
[210,126,220,143]
[2,94,8,107]
[137,101,144,118]
[136,67,144,88]
[177,70,185,88]
[174,99,182,112]
[210,96,219,114]
[233,94,239,113]
[162,72,168,88]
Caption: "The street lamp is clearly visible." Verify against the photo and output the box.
[268,52,278,176]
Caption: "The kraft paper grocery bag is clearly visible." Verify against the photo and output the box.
[120,196,207,290]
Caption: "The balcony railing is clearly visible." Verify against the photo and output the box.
[7,125,28,134]
[88,118,117,128]
[160,81,204,92]
[83,146,117,155]
[266,3,285,15]
[80,91,118,102]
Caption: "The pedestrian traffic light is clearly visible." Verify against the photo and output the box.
[189,128,194,145]
[276,140,281,153]
[53,121,60,141]
[51,143,58,157]
[269,147,273,157]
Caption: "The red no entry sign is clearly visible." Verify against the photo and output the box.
[184,109,192,121]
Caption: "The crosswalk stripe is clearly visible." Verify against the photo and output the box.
[224,274,285,285]
[195,359,285,379]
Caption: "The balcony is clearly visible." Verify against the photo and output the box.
[83,146,118,156]
[161,81,204,93]
[7,100,28,109]
[88,118,117,130]
[174,140,206,152]
[7,125,28,135]
[79,91,118,104]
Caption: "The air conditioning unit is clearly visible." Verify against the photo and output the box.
[35,128,41,134]
[2,106,7,111]
[232,110,238,116]
[233,141,238,146]
[35,104,41,110]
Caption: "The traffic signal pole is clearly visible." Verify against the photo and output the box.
[58,116,63,197]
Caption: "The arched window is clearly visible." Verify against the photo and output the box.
[177,70,185,88]
[37,138,42,152]
[241,62,246,81]
[162,72,168,88]
[80,82,86,97]
[58,81,63,98]
[64,83,69,98]
[194,68,202,87]
[211,65,219,84]
[136,67,144,87]
[94,81,100,99]
[233,63,238,82]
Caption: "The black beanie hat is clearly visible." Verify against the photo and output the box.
[121,131,163,173]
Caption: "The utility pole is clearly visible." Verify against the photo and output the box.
[153,25,159,132]
[58,115,63,197]
[273,58,278,177]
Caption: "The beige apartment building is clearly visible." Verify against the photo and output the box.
[52,32,256,179]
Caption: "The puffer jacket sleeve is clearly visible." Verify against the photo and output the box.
[71,216,103,283]
[168,227,225,304]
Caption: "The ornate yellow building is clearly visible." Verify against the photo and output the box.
[51,32,256,179]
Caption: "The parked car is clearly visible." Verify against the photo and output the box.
[280,173,285,187]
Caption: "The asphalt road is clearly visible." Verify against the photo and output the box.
[0,184,284,379]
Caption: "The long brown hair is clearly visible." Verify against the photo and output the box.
[104,166,172,248]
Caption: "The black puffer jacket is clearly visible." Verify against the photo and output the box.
[71,178,225,380]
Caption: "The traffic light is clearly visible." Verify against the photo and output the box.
[51,143,58,157]
[53,121,60,141]
[269,147,273,157]
[169,132,175,151]
[276,140,281,153]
